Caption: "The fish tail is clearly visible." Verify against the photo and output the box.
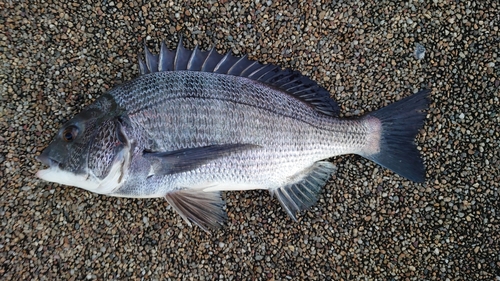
[360,89,430,182]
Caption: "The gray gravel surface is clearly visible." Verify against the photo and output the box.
[1,0,499,280]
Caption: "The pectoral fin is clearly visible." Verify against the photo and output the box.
[165,189,227,232]
[144,143,259,176]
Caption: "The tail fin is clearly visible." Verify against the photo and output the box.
[362,89,430,182]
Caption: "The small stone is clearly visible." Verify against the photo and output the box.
[414,43,426,60]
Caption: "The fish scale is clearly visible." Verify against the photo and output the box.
[36,39,429,231]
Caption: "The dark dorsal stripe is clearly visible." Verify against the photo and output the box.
[138,39,340,116]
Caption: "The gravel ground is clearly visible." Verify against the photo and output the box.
[1,0,499,280]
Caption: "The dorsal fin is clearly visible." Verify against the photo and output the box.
[139,39,339,116]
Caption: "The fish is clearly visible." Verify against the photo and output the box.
[36,39,430,231]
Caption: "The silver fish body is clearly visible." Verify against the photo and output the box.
[110,71,367,194]
[37,40,429,231]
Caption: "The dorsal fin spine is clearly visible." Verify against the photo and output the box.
[239,60,260,77]
[138,58,148,75]
[253,66,279,81]
[187,45,200,70]
[292,87,317,95]
[279,80,301,88]
[158,41,173,72]
[273,73,297,84]
[214,51,232,73]
[201,47,222,72]
[174,40,183,70]
[144,45,158,73]
[227,54,248,75]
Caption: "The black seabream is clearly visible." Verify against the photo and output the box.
[36,39,430,231]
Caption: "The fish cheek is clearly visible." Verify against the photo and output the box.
[87,120,121,179]
[87,118,132,181]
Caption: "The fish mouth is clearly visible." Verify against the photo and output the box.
[36,153,61,169]
[35,152,65,181]
[35,153,95,190]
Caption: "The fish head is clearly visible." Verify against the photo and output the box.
[36,94,132,195]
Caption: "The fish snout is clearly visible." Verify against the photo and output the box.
[36,149,61,168]
[36,152,51,166]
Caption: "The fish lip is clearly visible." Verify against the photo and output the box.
[36,154,61,169]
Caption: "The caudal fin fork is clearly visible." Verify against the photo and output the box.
[362,89,430,182]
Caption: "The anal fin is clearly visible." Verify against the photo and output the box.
[165,189,227,232]
[270,161,335,220]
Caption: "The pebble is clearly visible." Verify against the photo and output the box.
[414,43,426,60]
[1,0,498,280]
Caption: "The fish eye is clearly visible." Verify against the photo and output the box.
[62,125,79,142]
